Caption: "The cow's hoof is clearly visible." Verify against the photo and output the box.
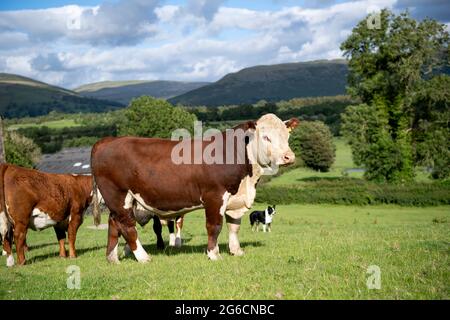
[175,237,182,248]
[6,255,15,267]
[207,247,222,261]
[136,255,151,263]
[156,241,165,250]
[106,256,120,264]
[230,248,245,256]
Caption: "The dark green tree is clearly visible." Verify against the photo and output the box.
[340,9,449,182]
[290,121,336,172]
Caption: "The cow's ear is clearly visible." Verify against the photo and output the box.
[284,118,300,132]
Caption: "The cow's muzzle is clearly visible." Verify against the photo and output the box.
[282,151,295,165]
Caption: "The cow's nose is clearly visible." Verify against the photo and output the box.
[283,152,295,164]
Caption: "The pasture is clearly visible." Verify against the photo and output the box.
[0,204,448,300]
[7,119,81,130]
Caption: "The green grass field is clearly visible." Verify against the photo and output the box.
[7,119,81,130]
[1,204,448,300]
[268,138,432,186]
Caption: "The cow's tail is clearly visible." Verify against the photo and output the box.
[91,177,101,226]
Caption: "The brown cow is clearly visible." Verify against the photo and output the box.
[91,114,299,263]
[0,164,95,266]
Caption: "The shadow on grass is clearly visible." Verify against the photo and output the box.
[27,245,105,264]
[141,240,264,257]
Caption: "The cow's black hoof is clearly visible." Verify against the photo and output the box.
[157,242,165,250]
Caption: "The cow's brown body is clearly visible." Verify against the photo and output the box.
[91,114,298,263]
[0,164,93,266]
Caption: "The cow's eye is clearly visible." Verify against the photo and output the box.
[263,135,271,143]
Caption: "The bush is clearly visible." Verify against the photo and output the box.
[5,131,41,168]
[290,121,335,172]
[255,179,450,206]
[119,96,197,138]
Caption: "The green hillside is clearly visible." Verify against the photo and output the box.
[75,80,209,105]
[0,73,123,118]
[169,59,349,106]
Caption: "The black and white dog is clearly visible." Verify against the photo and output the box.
[249,205,276,232]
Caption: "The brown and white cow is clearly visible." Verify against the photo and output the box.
[91,114,299,263]
[0,164,95,266]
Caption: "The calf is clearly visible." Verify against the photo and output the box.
[0,164,94,266]
[250,205,276,232]
[91,114,299,263]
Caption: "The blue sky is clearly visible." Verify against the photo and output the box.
[0,0,448,88]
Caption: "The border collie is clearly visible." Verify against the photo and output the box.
[249,205,276,232]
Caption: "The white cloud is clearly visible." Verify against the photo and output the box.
[0,0,431,89]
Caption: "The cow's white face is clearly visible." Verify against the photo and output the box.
[248,114,299,170]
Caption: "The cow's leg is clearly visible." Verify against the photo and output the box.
[226,215,244,256]
[106,215,121,263]
[122,223,150,263]
[3,228,14,267]
[175,216,183,248]
[152,216,165,250]
[204,200,223,261]
[168,220,176,247]
[53,226,67,257]
[262,224,267,232]
[67,211,83,258]
[13,222,28,265]
[268,223,272,232]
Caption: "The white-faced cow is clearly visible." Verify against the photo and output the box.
[91,114,299,263]
[0,164,95,266]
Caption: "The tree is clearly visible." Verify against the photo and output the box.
[118,96,197,138]
[413,75,450,179]
[340,9,449,182]
[5,131,41,168]
[290,121,336,172]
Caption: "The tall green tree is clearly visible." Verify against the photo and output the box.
[340,9,449,182]
[118,96,197,138]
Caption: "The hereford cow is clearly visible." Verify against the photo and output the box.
[91,114,299,263]
[0,164,95,266]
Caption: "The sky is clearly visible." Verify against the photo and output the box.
[0,0,449,88]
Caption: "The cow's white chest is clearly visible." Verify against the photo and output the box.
[29,208,57,231]
[225,169,261,219]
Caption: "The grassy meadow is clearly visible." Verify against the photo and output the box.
[0,205,448,300]
[7,119,81,130]
[268,138,432,186]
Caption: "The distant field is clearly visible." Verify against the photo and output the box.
[0,205,448,299]
[268,138,432,186]
[7,119,81,130]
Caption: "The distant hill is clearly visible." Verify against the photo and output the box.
[0,73,123,118]
[75,80,210,105]
[169,60,349,106]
